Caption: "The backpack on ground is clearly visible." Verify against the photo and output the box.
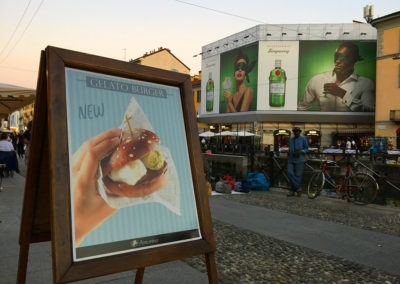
[215,179,232,194]
[247,172,269,191]
[234,179,250,193]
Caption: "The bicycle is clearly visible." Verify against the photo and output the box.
[307,160,379,205]
[255,150,314,189]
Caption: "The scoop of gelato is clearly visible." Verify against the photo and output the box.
[108,159,147,185]
[141,150,164,170]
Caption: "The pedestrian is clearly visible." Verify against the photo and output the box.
[10,131,17,150]
[336,139,341,149]
[287,127,308,197]
[351,138,357,150]
[346,137,352,150]
[23,121,32,163]
[17,130,25,159]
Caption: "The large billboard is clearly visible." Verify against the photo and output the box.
[297,41,376,112]
[201,55,220,114]
[200,40,376,115]
[219,43,258,113]
[257,41,299,111]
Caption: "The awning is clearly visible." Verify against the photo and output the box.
[0,83,36,119]
[334,129,374,135]
[218,131,235,136]
[199,131,215,137]
[234,131,255,137]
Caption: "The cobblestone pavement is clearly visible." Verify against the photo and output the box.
[16,159,400,283]
[184,190,400,283]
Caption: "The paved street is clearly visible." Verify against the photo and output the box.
[1,158,400,283]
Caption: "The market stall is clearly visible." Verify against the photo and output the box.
[0,83,35,119]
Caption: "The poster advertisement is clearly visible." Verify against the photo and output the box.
[297,40,376,112]
[257,41,299,111]
[65,68,201,261]
[219,43,258,113]
[201,55,220,115]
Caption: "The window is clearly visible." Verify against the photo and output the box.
[197,90,201,103]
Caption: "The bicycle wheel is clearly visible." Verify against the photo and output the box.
[347,172,379,205]
[307,171,324,199]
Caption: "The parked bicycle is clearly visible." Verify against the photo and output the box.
[307,160,379,205]
[255,151,314,189]
[351,156,400,194]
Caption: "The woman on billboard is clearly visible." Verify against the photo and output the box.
[223,50,256,112]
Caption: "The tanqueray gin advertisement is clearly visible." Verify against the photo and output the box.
[65,68,201,261]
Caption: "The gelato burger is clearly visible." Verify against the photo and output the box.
[101,128,168,197]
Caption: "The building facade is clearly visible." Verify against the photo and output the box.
[130,47,190,74]
[191,71,208,130]
[130,47,204,130]
[371,11,400,149]
[198,23,378,150]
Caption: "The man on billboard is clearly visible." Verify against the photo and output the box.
[298,42,375,112]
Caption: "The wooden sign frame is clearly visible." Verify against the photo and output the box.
[18,46,217,283]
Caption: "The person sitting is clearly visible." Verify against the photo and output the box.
[0,133,14,152]
[0,132,19,177]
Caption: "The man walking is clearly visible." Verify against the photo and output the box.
[17,130,25,159]
[287,127,308,197]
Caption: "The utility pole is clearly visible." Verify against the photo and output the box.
[123,48,126,61]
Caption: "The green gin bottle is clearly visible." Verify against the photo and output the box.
[206,72,214,112]
[269,59,286,107]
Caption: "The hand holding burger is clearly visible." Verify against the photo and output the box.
[71,128,121,246]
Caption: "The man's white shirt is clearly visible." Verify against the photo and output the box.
[298,70,375,112]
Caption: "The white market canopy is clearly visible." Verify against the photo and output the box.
[218,131,235,136]
[234,131,255,137]
[199,131,215,137]
[216,131,260,137]
[0,83,36,119]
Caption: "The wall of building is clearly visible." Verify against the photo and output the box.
[198,23,377,149]
[373,16,400,148]
[191,72,208,130]
[199,23,377,117]
[138,50,190,74]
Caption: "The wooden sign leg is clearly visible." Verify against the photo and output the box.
[134,267,145,284]
[16,242,30,284]
[17,51,50,284]
[205,252,219,284]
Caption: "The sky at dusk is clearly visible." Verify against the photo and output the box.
[0,0,399,89]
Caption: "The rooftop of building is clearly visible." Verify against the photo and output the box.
[130,47,191,71]
[201,22,377,60]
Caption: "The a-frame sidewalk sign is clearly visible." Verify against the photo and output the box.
[17,46,218,284]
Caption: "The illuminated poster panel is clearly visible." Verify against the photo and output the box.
[219,43,258,113]
[257,41,299,110]
[297,40,376,112]
[65,68,201,261]
[201,55,220,114]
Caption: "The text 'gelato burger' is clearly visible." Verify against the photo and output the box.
[101,128,168,197]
